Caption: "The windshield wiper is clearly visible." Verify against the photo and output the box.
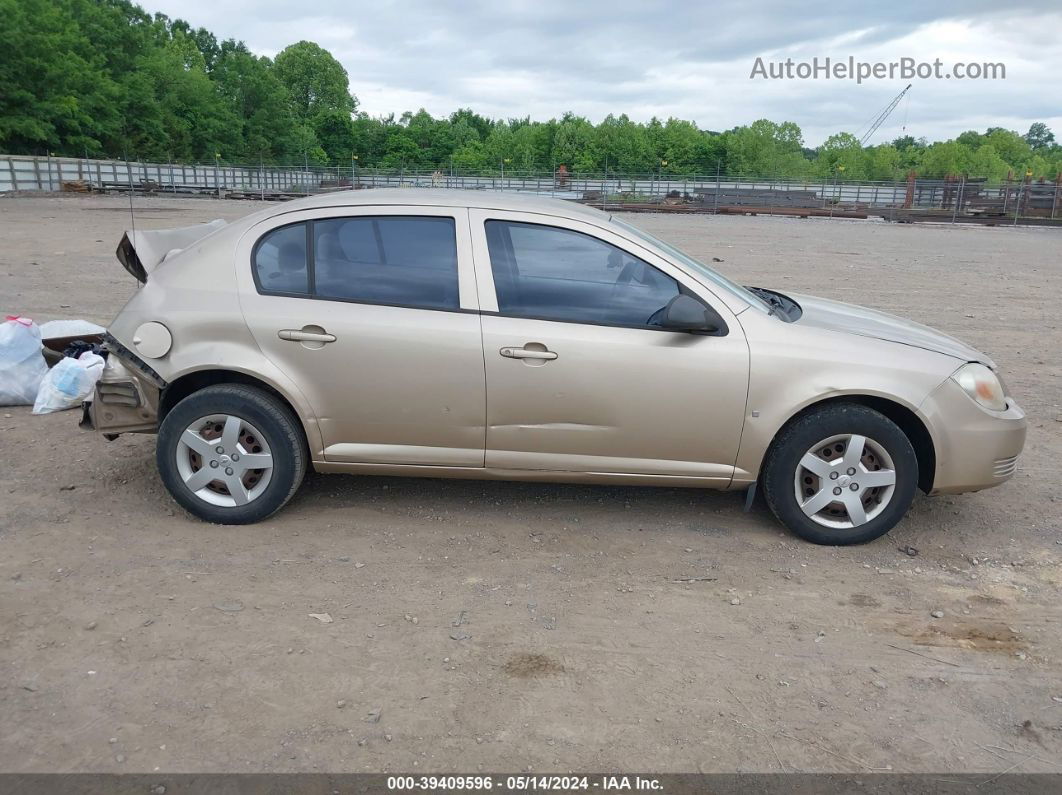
[746,286,786,317]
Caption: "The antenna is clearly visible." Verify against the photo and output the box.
[125,149,138,288]
[859,83,913,146]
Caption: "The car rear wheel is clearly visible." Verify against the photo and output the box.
[762,403,918,545]
[157,384,306,524]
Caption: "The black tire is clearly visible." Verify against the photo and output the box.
[762,403,918,545]
[156,384,307,524]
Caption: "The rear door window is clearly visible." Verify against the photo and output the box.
[313,216,459,310]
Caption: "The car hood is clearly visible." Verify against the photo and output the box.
[788,292,994,368]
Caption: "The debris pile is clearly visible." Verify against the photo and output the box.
[0,316,48,405]
[0,315,107,413]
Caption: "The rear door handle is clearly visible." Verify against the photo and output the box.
[500,346,557,360]
[278,328,336,343]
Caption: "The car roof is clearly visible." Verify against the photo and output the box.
[261,188,611,223]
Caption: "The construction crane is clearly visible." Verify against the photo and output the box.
[859,83,912,146]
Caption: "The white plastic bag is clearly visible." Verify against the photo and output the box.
[32,351,105,414]
[0,316,48,406]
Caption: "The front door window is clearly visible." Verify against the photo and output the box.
[484,220,680,328]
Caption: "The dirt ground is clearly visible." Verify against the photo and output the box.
[1,194,1060,774]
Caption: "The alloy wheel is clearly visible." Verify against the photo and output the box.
[793,433,897,529]
[174,414,274,507]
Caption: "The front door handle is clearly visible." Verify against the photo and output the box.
[278,328,336,343]
[500,346,557,361]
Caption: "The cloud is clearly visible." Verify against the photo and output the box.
[145,0,1062,145]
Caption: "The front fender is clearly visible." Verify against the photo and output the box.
[733,318,956,484]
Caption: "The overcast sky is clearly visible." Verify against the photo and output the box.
[146,0,1062,147]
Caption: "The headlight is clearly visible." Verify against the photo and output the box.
[952,363,1007,411]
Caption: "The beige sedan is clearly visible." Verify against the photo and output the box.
[86,190,1026,544]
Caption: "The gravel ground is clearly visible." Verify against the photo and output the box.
[0,194,1060,774]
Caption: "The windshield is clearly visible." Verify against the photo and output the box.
[610,217,771,313]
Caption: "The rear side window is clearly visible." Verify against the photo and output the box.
[485,220,679,328]
[253,216,460,311]
[254,223,309,294]
[314,216,458,310]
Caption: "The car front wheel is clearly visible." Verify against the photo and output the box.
[156,384,307,524]
[762,403,918,545]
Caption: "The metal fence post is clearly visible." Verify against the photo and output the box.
[714,161,721,214]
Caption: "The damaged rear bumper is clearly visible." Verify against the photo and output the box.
[80,333,164,436]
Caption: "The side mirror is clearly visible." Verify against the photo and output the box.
[661,294,727,334]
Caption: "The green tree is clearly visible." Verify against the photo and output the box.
[511,122,550,171]
[402,109,456,165]
[596,114,652,172]
[724,120,810,177]
[211,43,305,162]
[658,118,706,173]
[553,113,600,172]
[0,0,119,155]
[1024,122,1055,150]
[966,145,1010,180]
[983,128,1031,169]
[274,41,355,122]
[1026,152,1060,178]
[4,0,1060,184]
[450,140,488,171]
[815,132,867,179]
[917,141,970,177]
[482,123,517,171]
[130,31,239,161]
[313,109,356,163]
[865,144,902,180]
[449,108,493,141]
[955,130,984,148]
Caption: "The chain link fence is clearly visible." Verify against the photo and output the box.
[3,154,1060,225]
